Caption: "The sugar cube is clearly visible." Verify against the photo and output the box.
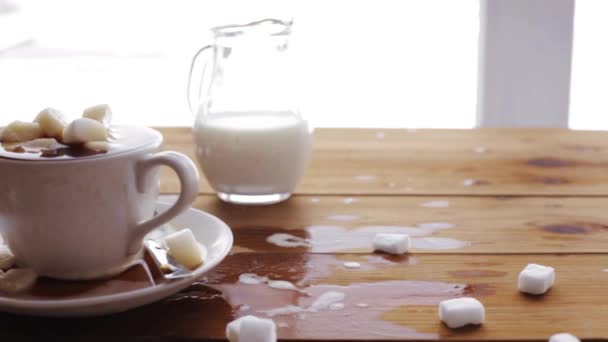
[226,315,277,342]
[373,233,410,254]
[163,228,206,270]
[439,297,485,329]
[518,263,555,295]
[549,333,580,342]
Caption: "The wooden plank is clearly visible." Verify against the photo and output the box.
[157,127,608,195]
[1,253,604,340]
[162,195,608,254]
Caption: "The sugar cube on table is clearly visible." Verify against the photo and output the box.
[518,263,555,295]
[226,315,277,342]
[549,333,580,342]
[439,297,485,329]
[373,233,410,254]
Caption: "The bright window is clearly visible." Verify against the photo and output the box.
[0,0,478,128]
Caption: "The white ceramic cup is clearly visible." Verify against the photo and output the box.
[0,126,199,280]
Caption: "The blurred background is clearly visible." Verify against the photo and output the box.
[0,0,605,129]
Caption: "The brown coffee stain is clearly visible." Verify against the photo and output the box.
[0,253,499,339]
[204,254,468,340]
[0,142,107,160]
[9,252,164,300]
[448,270,507,278]
[526,158,577,167]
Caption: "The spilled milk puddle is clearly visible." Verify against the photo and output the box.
[172,253,493,339]
[264,223,469,252]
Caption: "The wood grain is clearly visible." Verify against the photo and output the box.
[158,195,608,254]
[1,253,604,340]
[158,127,608,195]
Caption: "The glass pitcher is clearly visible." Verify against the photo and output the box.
[188,18,313,205]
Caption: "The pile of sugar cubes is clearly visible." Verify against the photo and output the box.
[0,105,113,152]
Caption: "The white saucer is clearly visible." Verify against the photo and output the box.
[0,202,233,317]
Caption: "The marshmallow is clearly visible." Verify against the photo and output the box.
[0,121,43,142]
[518,264,555,295]
[0,268,37,293]
[439,297,485,329]
[226,315,277,342]
[0,245,15,270]
[83,104,112,126]
[63,118,108,144]
[34,107,67,140]
[549,333,580,342]
[373,233,410,254]
[163,228,206,270]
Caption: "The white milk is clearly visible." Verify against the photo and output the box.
[193,111,312,197]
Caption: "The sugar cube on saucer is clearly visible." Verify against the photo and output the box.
[518,263,555,295]
[439,297,485,329]
[226,315,277,342]
[83,104,112,126]
[163,228,206,270]
[0,245,15,270]
[0,268,37,293]
[373,233,410,254]
[0,121,43,142]
[34,107,67,140]
[549,333,580,342]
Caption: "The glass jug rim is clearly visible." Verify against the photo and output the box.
[211,18,293,38]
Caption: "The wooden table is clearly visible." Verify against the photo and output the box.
[3,127,608,340]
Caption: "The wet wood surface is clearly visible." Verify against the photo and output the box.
[187,195,608,254]
[3,127,608,341]
[159,127,608,195]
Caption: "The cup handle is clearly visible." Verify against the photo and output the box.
[128,151,200,254]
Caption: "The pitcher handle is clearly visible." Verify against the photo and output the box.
[187,45,213,115]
